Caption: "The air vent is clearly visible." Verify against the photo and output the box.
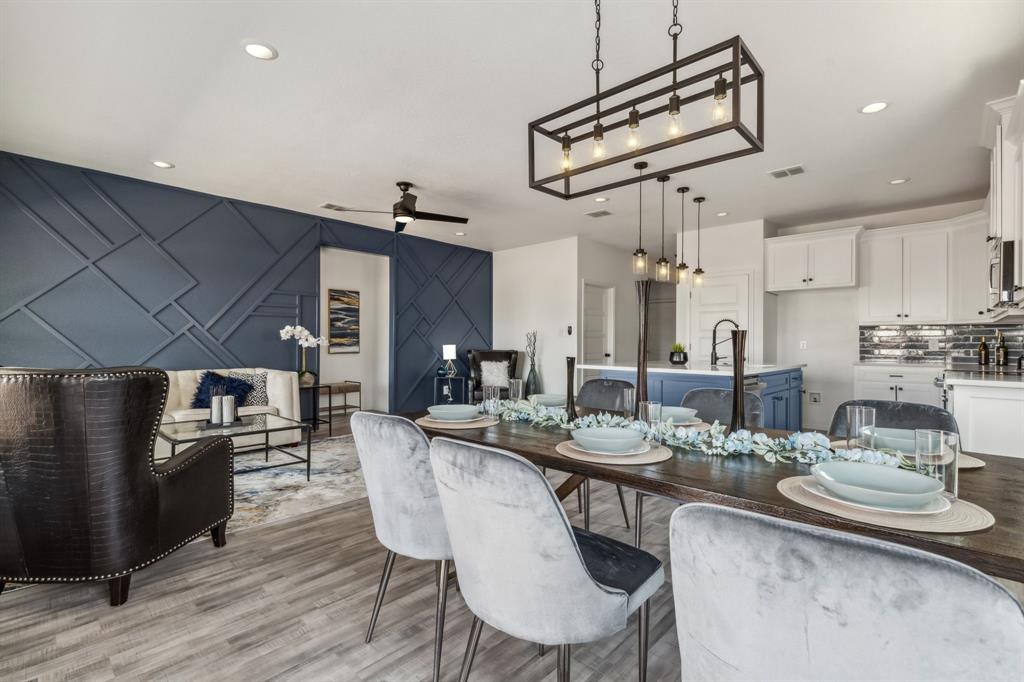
[768,164,805,179]
[319,202,346,211]
[585,209,613,218]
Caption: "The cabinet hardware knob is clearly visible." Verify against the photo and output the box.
[808,277,813,282]
[889,386,895,390]
[897,387,904,391]
[978,311,984,315]
[801,278,806,283]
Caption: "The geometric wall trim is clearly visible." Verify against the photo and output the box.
[0,151,492,413]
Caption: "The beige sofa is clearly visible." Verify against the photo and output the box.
[156,368,301,458]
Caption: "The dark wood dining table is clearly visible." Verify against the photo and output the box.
[410,413,1024,583]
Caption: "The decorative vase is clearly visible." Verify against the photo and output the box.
[634,279,652,415]
[728,329,747,433]
[565,356,578,420]
[525,364,539,396]
[299,349,317,387]
[668,351,688,366]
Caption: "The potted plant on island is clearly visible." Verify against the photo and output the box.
[280,325,326,387]
[669,342,688,366]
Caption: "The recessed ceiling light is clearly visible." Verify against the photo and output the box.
[889,177,910,185]
[716,211,728,217]
[244,43,278,60]
[454,231,466,236]
[860,102,888,114]
[152,160,174,169]
[594,197,609,203]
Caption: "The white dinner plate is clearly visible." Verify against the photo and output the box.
[428,415,487,423]
[568,440,652,457]
[799,478,951,515]
[670,417,702,427]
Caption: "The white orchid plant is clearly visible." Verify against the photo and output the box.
[280,325,326,376]
[492,399,912,469]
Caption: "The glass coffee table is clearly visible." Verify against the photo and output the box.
[159,413,313,480]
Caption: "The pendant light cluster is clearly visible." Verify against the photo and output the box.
[528,0,764,199]
[630,167,709,287]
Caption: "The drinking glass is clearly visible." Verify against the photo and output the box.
[915,429,959,499]
[846,405,876,449]
[639,400,662,428]
[482,385,502,415]
[508,378,524,402]
[622,388,636,419]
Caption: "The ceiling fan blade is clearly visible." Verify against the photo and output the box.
[323,206,391,214]
[413,211,469,224]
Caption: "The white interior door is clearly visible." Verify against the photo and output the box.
[582,283,612,382]
[688,272,750,366]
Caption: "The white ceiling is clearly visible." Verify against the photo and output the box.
[1,1,1021,254]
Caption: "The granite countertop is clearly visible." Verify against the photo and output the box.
[944,369,1024,388]
[577,361,807,377]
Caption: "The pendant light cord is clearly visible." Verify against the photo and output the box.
[593,0,603,120]
[637,166,643,249]
[680,192,685,262]
[660,183,666,259]
[669,0,682,92]
[696,200,702,268]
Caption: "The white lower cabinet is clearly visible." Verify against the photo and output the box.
[853,367,943,408]
[948,383,1024,457]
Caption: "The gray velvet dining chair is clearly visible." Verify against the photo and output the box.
[429,437,664,682]
[681,387,764,427]
[576,378,635,528]
[670,503,1024,682]
[828,399,959,439]
[350,412,454,682]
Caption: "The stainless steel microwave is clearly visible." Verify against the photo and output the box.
[989,239,1015,307]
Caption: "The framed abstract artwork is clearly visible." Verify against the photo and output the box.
[328,289,360,354]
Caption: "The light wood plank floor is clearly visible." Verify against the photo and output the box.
[0,458,683,681]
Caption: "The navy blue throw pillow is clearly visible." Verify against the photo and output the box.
[191,371,253,409]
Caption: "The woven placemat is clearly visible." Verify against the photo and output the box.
[828,440,985,470]
[415,416,500,430]
[777,476,994,534]
[556,440,673,465]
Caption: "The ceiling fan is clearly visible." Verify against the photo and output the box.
[323,181,469,233]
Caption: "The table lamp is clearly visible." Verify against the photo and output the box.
[442,344,458,378]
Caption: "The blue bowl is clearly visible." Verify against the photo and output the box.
[811,461,943,509]
[427,404,480,421]
[571,427,645,454]
[530,394,566,407]
[661,406,698,423]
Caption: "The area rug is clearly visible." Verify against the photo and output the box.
[230,434,366,531]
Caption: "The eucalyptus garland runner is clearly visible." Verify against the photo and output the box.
[493,400,912,469]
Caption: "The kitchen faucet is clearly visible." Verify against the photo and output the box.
[710,318,740,366]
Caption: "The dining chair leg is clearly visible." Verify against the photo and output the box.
[615,485,631,529]
[583,478,590,531]
[637,600,650,682]
[557,643,572,682]
[576,485,583,513]
[634,492,644,548]
[433,559,450,682]
[458,615,484,682]
[538,644,546,657]
[365,549,396,643]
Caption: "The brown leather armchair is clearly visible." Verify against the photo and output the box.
[0,367,234,606]
[466,349,519,402]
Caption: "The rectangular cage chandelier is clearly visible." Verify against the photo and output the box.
[528,4,764,201]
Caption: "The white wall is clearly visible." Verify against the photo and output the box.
[775,288,860,430]
[318,247,390,411]
[676,219,770,364]
[577,236,639,364]
[493,237,578,394]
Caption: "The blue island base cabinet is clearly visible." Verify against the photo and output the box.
[595,368,803,431]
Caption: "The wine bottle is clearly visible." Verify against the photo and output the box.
[996,332,1008,366]
[978,336,990,366]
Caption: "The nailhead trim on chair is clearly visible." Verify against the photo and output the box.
[0,369,235,585]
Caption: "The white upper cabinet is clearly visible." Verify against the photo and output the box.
[765,227,861,292]
[859,233,904,323]
[901,230,949,323]
[983,82,1024,305]
[949,217,990,322]
[858,224,952,324]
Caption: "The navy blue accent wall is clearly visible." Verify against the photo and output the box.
[0,152,492,412]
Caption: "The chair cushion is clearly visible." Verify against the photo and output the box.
[573,526,664,613]
[190,371,253,408]
[481,360,510,388]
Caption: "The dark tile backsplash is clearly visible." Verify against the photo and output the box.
[859,323,1024,365]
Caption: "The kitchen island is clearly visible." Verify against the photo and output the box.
[577,362,807,431]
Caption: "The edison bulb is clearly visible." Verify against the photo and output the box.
[668,111,683,137]
[561,149,572,171]
[592,138,605,159]
[677,266,688,282]
[694,271,704,286]
[711,98,728,124]
[627,127,640,150]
